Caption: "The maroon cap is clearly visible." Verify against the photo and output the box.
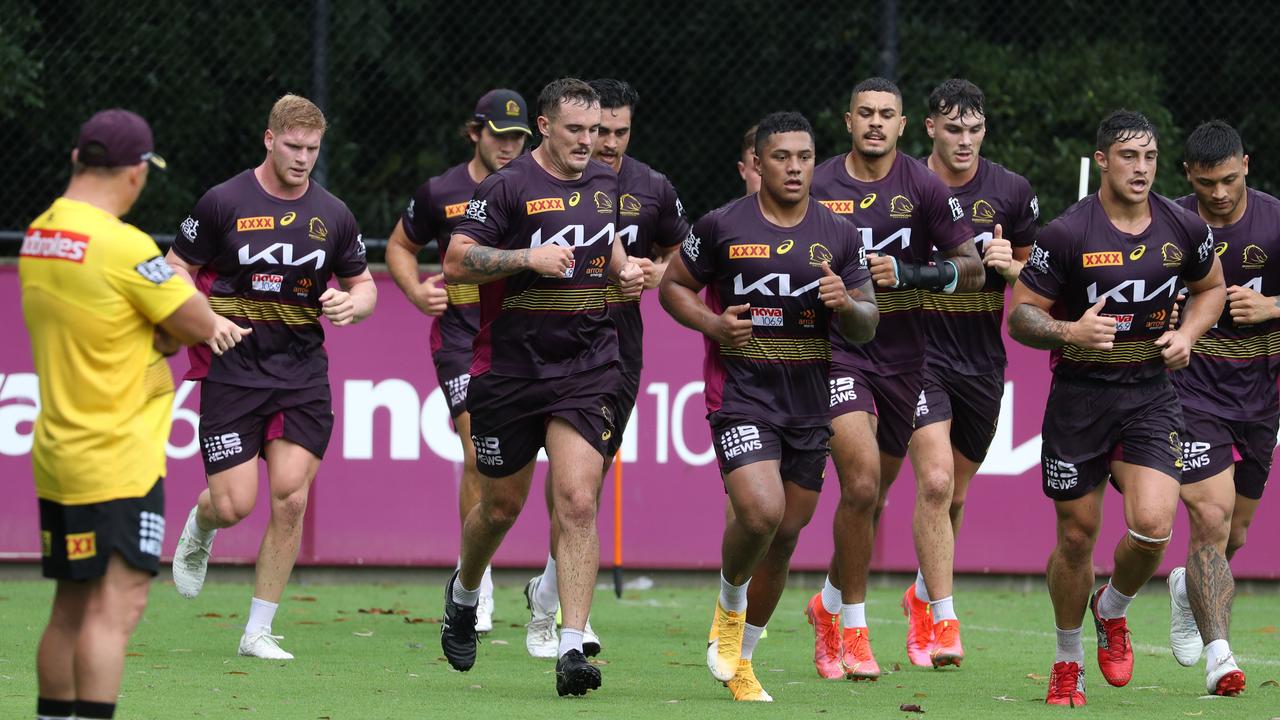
[473,89,531,135]
[76,109,167,170]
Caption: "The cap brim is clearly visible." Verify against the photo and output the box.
[142,152,168,171]
[487,120,531,136]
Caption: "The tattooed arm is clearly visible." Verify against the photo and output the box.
[1007,281,1116,350]
[443,233,574,284]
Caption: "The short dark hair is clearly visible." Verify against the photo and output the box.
[741,125,758,156]
[537,77,599,120]
[851,77,902,104]
[928,79,985,119]
[1097,110,1158,153]
[754,112,814,156]
[1184,120,1244,169]
[588,78,638,113]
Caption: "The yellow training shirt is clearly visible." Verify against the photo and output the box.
[20,197,195,504]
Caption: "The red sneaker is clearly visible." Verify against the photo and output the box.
[930,619,964,668]
[803,593,844,679]
[841,626,881,680]
[901,585,934,667]
[1090,585,1133,687]
[1045,661,1086,707]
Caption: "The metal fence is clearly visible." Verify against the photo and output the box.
[3,0,1277,260]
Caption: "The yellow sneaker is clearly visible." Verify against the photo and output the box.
[726,658,773,702]
[706,600,745,682]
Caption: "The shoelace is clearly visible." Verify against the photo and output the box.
[249,632,285,645]
[846,629,870,659]
[1102,621,1129,660]
[1051,664,1080,698]
[718,612,742,647]
[527,613,556,640]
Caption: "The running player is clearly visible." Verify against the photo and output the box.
[738,125,761,195]
[1166,120,1278,696]
[522,77,689,659]
[167,94,377,660]
[806,76,982,679]
[437,77,643,697]
[661,111,877,701]
[386,89,531,633]
[22,109,216,720]
[906,78,1040,665]
[1009,110,1224,707]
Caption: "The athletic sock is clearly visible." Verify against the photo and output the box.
[914,569,931,603]
[480,564,494,598]
[1205,638,1232,669]
[840,602,866,629]
[73,700,116,719]
[534,554,559,611]
[719,573,749,613]
[1097,582,1135,619]
[245,597,278,635]
[929,596,958,622]
[36,697,75,720]
[187,507,215,543]
[820,576,842,615]
[452,576,481,608]
[559,627,584,657]
[741,623,765,660]
[1055,625,1084,664]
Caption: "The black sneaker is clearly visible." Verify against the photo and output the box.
[441,570,478,671]
[555,648,602,697]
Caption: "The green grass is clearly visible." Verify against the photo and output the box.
[1,576,1277,719]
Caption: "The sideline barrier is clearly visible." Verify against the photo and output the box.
[2,267,1276,577]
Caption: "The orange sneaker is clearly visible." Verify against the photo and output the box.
[1090,586,1133,687]
[804,593,845,679]
[840,627,881,680]
[930,619,963,668]
[901,585,934,667]
[1045,661,1086,707]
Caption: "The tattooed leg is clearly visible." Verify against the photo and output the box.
[1187,544,1234,644]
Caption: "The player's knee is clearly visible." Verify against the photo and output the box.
[1187,502,1231,546]
[836,476,878,514]
[271,489,309,524]
[1057,523,1097,560]
[480,492,524,530]
[737,504,783,538]
[555,489,597,529]
[1126,525,1172,555]
[210,494,252,527]
[916,467,953,508]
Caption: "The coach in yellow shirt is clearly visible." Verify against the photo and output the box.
[20,109,216,720]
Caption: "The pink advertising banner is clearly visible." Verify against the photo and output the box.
[1,266,1277,578]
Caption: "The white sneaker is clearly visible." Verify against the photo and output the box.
[1206,652,1245,695]
[238,630,294,660]
[524,576,558,658]
[1168,567,1203,667]
[172,507,215,599]
[477,593,494,634]
[583,617,602,657]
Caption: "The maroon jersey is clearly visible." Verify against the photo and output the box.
[401,162,481,362]
[175,170,367,388]
[454,153,620,379]
[606,156,690,374]
[1018,193,1215,383]
[1172,188,1280,420]
[812,151,970,375]
[923,158,1039,374]
[680,196,870,427]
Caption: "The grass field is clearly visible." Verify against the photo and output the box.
[1,574,1277,719]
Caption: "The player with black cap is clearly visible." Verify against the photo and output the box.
[21,109,216,720]
[385,88,531,633]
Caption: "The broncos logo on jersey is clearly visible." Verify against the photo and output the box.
[1243,243,1268,269]
[889,194,914,218]
[1161,242,1183,268]
[971,199,996,224]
